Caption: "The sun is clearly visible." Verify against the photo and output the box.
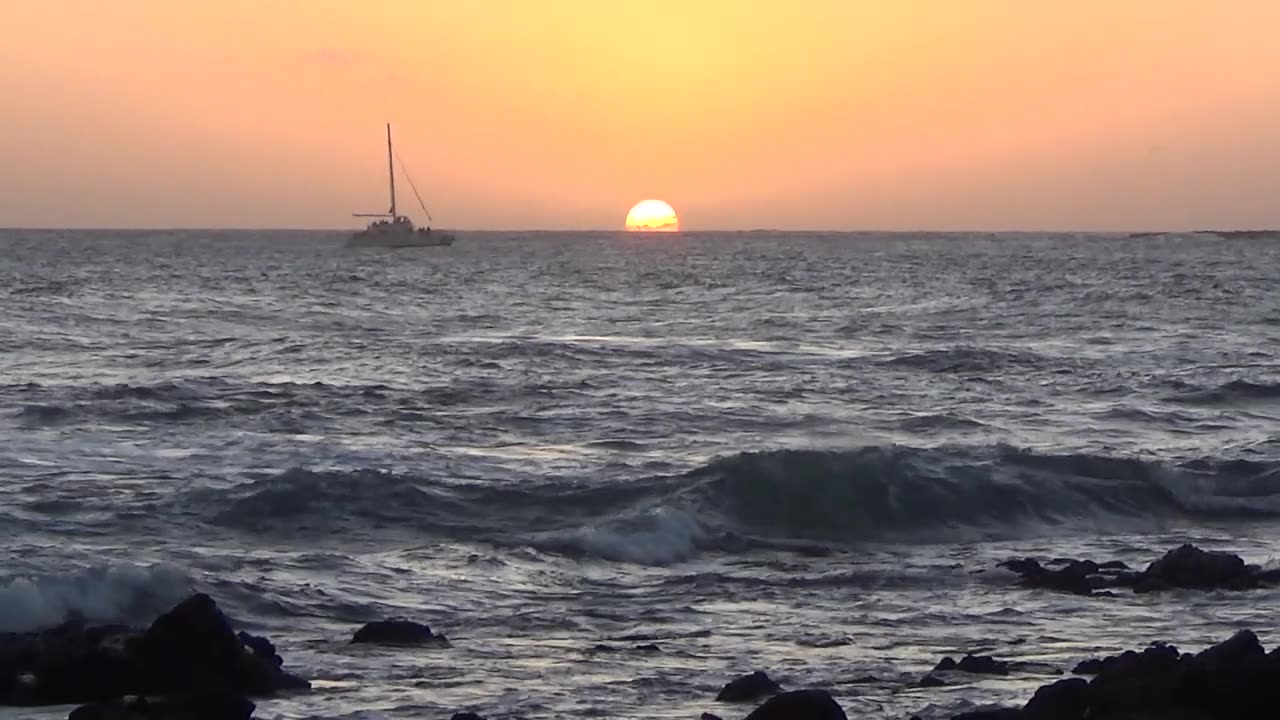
[625,199,679,232]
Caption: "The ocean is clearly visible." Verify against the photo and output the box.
[2,229,1278,719]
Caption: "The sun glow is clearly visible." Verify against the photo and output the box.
[625,199,679,232]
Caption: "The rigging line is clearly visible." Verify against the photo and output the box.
[393,149,433,223]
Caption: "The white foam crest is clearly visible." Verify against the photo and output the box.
[0,562,193,632]
[533,505,710,565]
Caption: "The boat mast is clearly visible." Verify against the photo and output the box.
[386,123,397,218]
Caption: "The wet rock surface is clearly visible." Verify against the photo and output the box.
[351,618,449,645]
[934,655,1011,675]
[947,630,1280,720]
[0,593,305,709]
[66,692,256,720]
[743,689,848,720]
[0,594,307,720]
[716,670,782,702]
[999,544,1280,597]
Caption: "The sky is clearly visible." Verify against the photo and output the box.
[3,1,1279,231]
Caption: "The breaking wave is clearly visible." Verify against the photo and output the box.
[180,444,1280,565]
[0,562,193,632]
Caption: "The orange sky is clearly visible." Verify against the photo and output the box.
[3,1,1278,231]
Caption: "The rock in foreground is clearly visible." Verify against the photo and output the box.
[67,692,256,720]
[950,630,1280,719]
[0,593,307,708]
[744,689,847,720]
[351,619,449,646]
[934,655,1010,675]
[716,670,781,702]
[999,544,1280,597]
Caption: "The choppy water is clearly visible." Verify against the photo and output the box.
[3,229,1280,719]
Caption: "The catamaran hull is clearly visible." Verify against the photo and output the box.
[350,123,455,248]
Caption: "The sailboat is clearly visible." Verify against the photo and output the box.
[349,123,455,248]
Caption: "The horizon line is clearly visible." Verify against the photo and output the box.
[3,226,1276,235]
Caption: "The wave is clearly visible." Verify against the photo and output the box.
[682,447,1199,544]
[196,467,679,540]
[0,562,193,632]
[16,399,239,426]
[16,403,76,424]
[896,414,988,431]
[4,376,606,429]
[881,347,1053,374]
[5,379,395,428]
[202,468,474,534]
[530,506,711,564]
[1169,379,1280,405]
[182,444,1280,565]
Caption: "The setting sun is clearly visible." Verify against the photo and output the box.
[625,200,679,232]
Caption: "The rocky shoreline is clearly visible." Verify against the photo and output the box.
[0,593,307,718]
[2,544,1275,719]
[997,543,1280,597]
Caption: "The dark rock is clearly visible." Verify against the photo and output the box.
[798,636,851,648]
[633,643,662,653]
[1070,560,1099,575]
[952,710,1023,720]
[1193,628,1263,672]
[999,559,1102,596]
[957,655,1010,675]
[974,631,1280,720]
[67,693,255,720]
[1085,643,1186,717]
[700,714,723,720]
[350,619,447,646]
[1008,662,1063,676]
[999,558,1044,576]
[0,594,305,707]
[1000,545,1277,596]
[450,713,485,720]
[1079,643,1181,679]
[934,654,1010,675]
[135,593,306,696]
[237,633,282,669]
[743,689,847,720]
[1021,677,1087,720]
[716,670,781,702]
[1255,567,1280,585]
[0,621,140,705]
[137,594,250,694]
[918,674,948,688]
[1134,544,1253,592]
[1071,658,1103,675]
